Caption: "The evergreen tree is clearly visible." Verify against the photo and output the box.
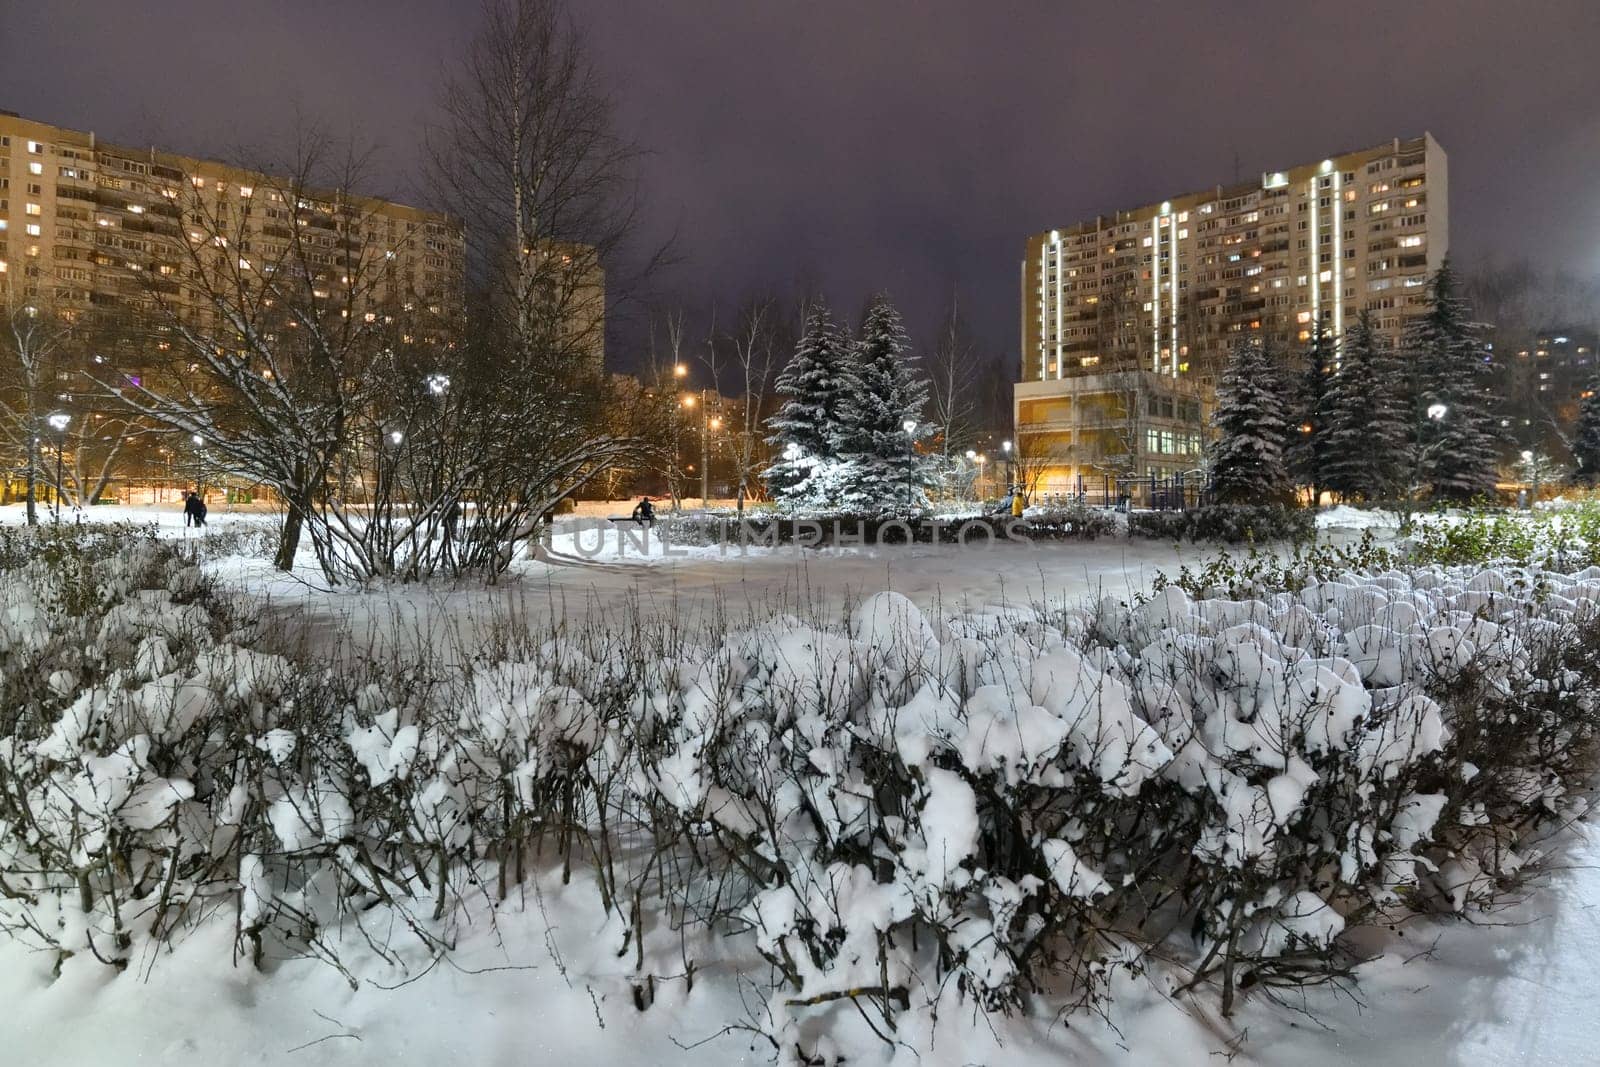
[1209,339,1294,505]
[832,295,933,510]
[1574,377,1600,486]
[764,303,856,508]
[1404,261,1502,500]
[1322,312,1409,501]
[1287,329,1336,506]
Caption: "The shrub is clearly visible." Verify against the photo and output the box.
[4,531,1600,1064]
[1128,504,1314,543]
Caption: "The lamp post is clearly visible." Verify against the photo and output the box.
[46,411,71,524]
[190,433,205,497]
[380,428,405,552]
[1408,403,1448,507]
[679,390,696,511]
[703,413,721,507]
[1002,438,1014,494]
[671,364,689,511]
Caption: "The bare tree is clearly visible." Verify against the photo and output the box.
[704,294,782,512]
[0,285,79,524]
[425,0,670,562]
[100,128,454,579]
[925,292,981,497]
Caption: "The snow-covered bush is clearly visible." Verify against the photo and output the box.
[6,528,1600,1065]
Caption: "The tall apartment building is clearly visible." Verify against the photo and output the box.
[1016,134,1449,496]
[0,109,464,335]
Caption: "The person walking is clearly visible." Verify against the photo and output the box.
[1010,485,1026,518]
[183,491,202,528]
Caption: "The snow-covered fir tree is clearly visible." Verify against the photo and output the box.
[832,295,933,510]
[764,303,857,508]
[1404,261,1502,501]
[1209,339,1294,505]
[1573,376,1600,485]
[1321,312,1409,501]
[1287,328,1336,506]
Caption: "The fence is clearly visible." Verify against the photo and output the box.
[1032,471,1210,512]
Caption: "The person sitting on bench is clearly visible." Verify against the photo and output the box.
[630,496,655,525]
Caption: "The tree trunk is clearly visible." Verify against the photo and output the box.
[275,491,308,571]
[24,436,39,526]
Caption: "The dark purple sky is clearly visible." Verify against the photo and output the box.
[4,0,1599,364]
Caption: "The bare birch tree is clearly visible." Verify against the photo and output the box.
[704,294,782,512]
[426,0,671,560]
[926,292,980,495]
[0,285,79,524]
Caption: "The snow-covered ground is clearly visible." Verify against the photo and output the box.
[5,501,1600,1065]
[4,828,1594,1066]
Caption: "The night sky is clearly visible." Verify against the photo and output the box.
[4,0,1598,367]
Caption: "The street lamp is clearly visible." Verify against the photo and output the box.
[190,433,205,496]
[903,420,917,434]
[1001,439,1014,491]
[425,373,451,397]
[46,411,71,524]
[1426,403,1448,421]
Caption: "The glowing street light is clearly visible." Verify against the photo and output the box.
[1426,403,1448,421]
[674,363,688,379]
[903,420,917,434]
[388,429,405,446]
[681,393,696,408]
[1520,449,1534,463]
[46,411,71,524]
[426,373,451,396]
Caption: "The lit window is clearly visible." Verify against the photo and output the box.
[28,162,42,176]
[25,203,41,216]
[192,176,206,188]
[0,260,6,273]
[1398,235,1423,248]
[1296,311,1312,324]
[26,140,42,153]
[239,185,253,198]
[127,204,144,214]
[25,223,40,237]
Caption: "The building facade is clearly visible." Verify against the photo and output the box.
[0,108,469,501]
[1016,134,1449,495]
[0,109,464,333]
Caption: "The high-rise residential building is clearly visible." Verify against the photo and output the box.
[1015,134,1448,497]
[0,108,465,336]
